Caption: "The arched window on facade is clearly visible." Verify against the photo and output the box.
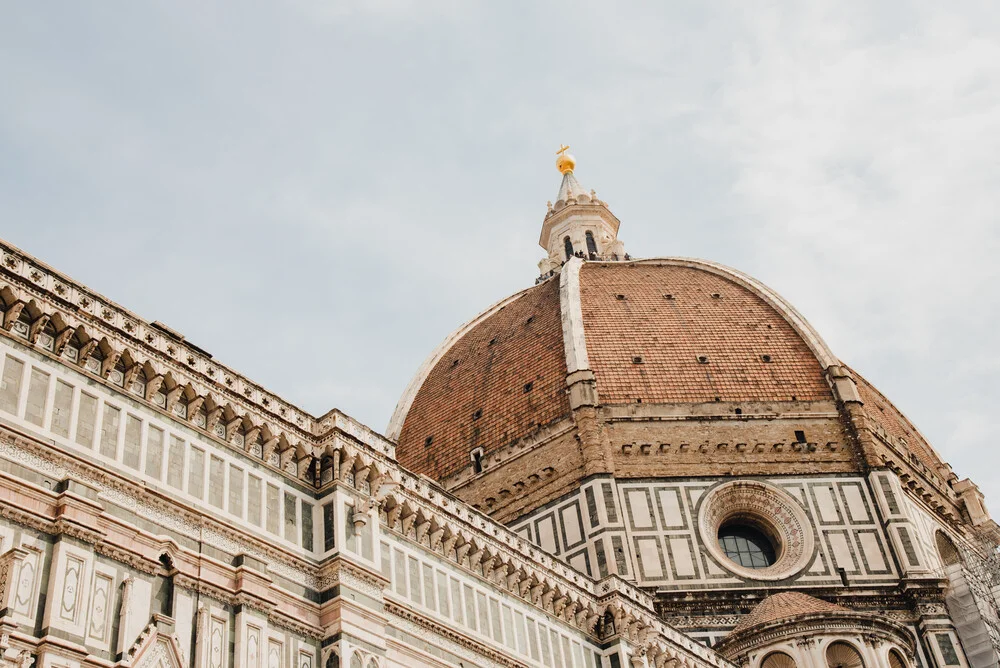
[350,652,363,668]
[936,531,963,567]
[586,231,598,256]
[888,649,907,668]
[564,236,574,260]
[826,641,865,668]
[761,651,796,668]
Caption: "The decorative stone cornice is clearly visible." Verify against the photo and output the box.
[715,611,916,661]
[0,239,396,490]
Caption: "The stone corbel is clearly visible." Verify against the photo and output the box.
[122,362,142,390]
[27,314,50,344]
[296,455,312,479]
[505,567,522,592]
[414,520,431,544]
[429,527,445,551]
[491,561,509,584]
[101,348,123,379]
[224,418,242,442]
[338,454,356,482]
[244,426,261,451]
[262,437,280,462]
[481,554,497,579]
[529,581,544,604]
[386,504,403,531]
[442,533,459,557]
[144,375,165,402]
[77,339,99,366]
[164,386,184,412]
[186,396,206,420]
[203,406,222,432]
[400,511,417,537]
[541,587,556,610]
[53,326,75,355]
[1,303,25,331]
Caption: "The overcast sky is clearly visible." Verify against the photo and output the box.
[2,2,998,516]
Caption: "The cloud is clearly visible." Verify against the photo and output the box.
[1,1,997,516]
[697,2,1000,513]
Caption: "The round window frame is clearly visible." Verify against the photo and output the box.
[699,480,815,581]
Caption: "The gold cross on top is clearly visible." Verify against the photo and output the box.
[556,144,570,155]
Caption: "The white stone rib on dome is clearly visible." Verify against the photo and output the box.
[385,285,538,441]
[387,255,839,442]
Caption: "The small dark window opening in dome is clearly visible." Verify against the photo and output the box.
[586,231,598,255]
[761,354,772,363]
[471,448,484,474]
[632,356,643,364]
[791,395,797,401]
[663,293,674,300]
[564,236,574,260]
[488,337,497,346]
[424,436,434,447]
[714,396,721,402]
[712,293,722,299]
[795,430,807,443]
[523,382,533,393]
[718,524,777,569]
[735,408,742,415]
[472,409,482,421]
[526,316,534,325]
[616,294,626,301]
[697,355,709,364]
[451,359,460,368]
[635,398,642,404]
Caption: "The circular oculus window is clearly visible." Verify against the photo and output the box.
[698,480,814,580]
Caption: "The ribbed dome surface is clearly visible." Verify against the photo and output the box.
[730,592,850,634]
[396,278,570,480]
[580,262,832,404]
[394,259,836,481]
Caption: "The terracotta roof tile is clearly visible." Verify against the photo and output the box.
[731,592,850,634]
[397,279,571,480]
[579,263,832,404]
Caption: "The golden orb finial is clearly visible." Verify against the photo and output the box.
[556,144,576,174]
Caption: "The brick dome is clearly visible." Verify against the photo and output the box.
[389,257,838,482]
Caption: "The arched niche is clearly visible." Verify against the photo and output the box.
[761,651,797,668]
[826,641,865,668]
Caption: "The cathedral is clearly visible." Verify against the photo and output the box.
[0,149,996,668]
